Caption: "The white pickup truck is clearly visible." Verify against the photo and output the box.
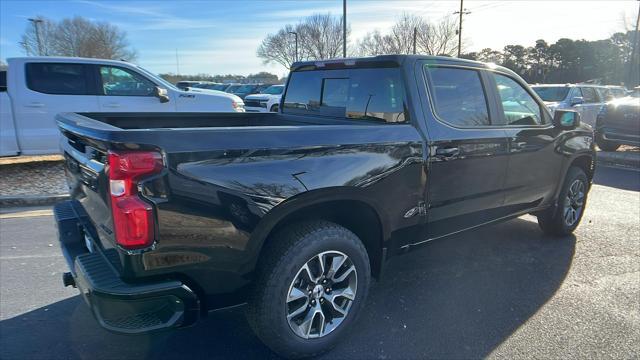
[0,57,244,156]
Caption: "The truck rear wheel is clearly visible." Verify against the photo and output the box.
[246,221,371,359]
[537,166,589,236]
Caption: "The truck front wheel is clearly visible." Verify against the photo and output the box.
[246,221,371,359]
[537,166,589,236]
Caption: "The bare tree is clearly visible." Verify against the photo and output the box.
[257,24,301,69]
[298,13,346,60]
[257,13,347,69]
[20,16,136,60]
[357,14,459,57]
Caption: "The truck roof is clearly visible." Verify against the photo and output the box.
[291,54,507,72]
[7,56,138,68]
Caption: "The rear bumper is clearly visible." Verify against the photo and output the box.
[54,201,200,334]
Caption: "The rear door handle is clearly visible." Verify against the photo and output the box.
[25,102,44,108]
[435,147,460,159]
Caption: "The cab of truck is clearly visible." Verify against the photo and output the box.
[0,57,244,157]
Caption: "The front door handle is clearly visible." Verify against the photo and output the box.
[25,102,44,108]
[435,147,460,159]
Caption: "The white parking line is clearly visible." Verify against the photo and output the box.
[0,209,53,219]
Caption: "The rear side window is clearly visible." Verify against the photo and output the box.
[580,87,599,103]
[0,71,6,92]
[425,66,489,127]
[26,63,89,95]
[283,68,407,123]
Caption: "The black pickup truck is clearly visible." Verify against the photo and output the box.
[55,55,595,358]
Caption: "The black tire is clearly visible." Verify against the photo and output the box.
[596,134,620,152]
[537,167,589,236]
[246,221,371,359]
[270,104,279,112]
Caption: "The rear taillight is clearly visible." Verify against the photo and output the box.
[108,150,163,249]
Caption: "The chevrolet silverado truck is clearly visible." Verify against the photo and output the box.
[54,55,595,359]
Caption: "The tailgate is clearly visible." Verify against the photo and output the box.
[61,131,116,251]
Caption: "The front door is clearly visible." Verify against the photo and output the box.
[420,64,510,239]
[488,71,565,213]
[96,65,173,112]
[573,87,602,127]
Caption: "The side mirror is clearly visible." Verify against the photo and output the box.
[154,86,170,103]
[553,109,580,130]
[570,96,584,106]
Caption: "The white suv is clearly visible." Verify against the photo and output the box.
[243,85,284,112]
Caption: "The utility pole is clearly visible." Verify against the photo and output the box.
[28,18,44,56]
[629,1,640,86]
[343,0,347,58]
[288,31,298,63]
[453,0,470,57]
[413,27,417,54]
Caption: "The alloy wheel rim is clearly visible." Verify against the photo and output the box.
[563,179,585,226]
[286,251,358,339]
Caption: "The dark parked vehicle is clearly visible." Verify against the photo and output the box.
[595,94,640,151]
[223,83,242,94]
[54,55,594,359]
[175,80,205,90]
[193,82,230,92]
[233,83,271,99]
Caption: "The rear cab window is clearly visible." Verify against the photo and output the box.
[26,63,91,95]
[283,67,407,123]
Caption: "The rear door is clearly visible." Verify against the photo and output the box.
[574,86,602,127]
[420,63,511,239]
[12,62,99,154]
[0,70,19,156]
[96,65,173,112]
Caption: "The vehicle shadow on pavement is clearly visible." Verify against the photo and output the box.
[0,217,575,360]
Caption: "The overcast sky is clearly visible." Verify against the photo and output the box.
[1,0,637,77]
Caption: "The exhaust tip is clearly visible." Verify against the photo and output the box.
[62,272,76,288]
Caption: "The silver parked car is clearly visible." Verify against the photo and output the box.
[531,84,607,127]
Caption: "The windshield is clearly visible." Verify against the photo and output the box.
[261,85,283,95]
[213,84,228,91]
[532,86,570,102]
[225,85,241,92]
[235,85,257,93]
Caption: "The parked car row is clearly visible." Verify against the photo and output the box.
[0,57,245,157]
[176,80,284,101]
[530,83,630,127]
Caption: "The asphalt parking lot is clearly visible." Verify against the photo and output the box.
[1,164,638,359]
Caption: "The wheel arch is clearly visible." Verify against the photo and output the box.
[248,188,388,278]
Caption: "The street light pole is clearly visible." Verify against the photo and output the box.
[28,18,44,56]
[343,0,347,58]
[288,31,298,63]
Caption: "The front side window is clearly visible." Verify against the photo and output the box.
[580,87,599,103]
[283,68,407,123]
[26,63,89,95]
[100,66,155,96]
[493,73,544,126]
[425,66,489,126]
[261,85,284,95]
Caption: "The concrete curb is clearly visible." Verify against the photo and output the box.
[0,194,70,207]
[596,151,640,169]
